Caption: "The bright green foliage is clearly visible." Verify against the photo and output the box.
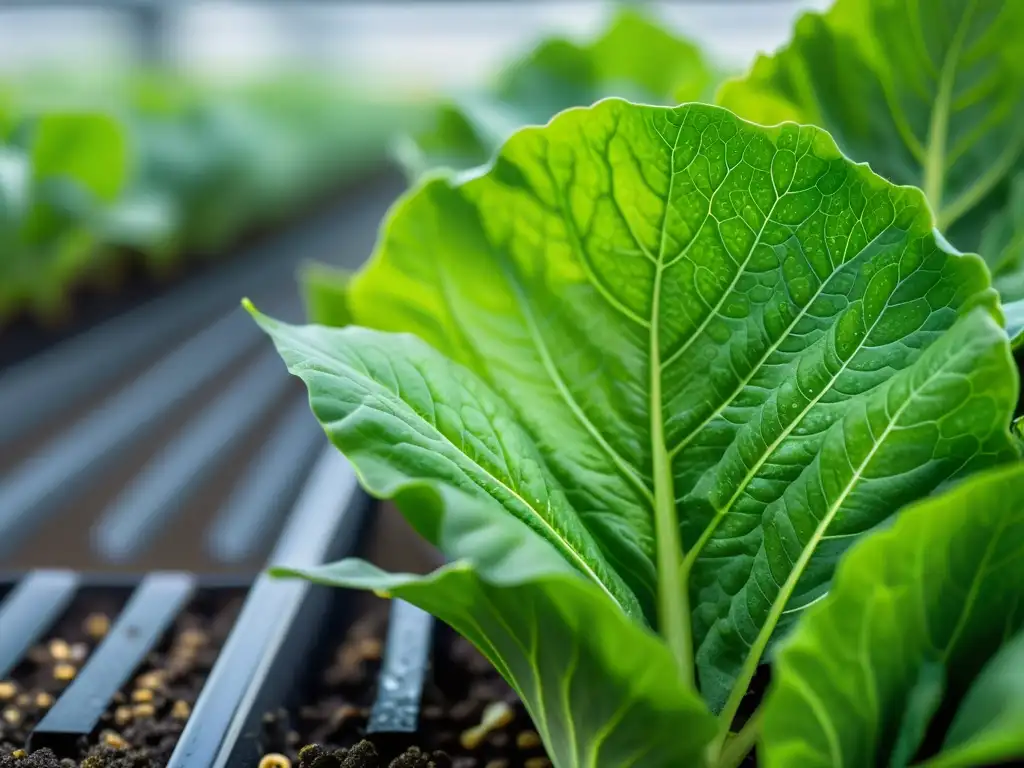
[718,0,1024,301]
[0,112,128,320]
[763,462,1024,768]
[398,8,717,176]
[0,71,410,325]
[252,100,1020,767]
[271,481,717,768]
[300,261,353,329]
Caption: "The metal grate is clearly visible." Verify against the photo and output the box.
[0,172,401,575]
[0,448,436,767]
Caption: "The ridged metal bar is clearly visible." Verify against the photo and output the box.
[0,570,80,678]
[205,395,325,563]
[93,351,293,562]
[167,449,368,768]
[29,572,196,757]
[367,600,434,735]
[0,296,294,558]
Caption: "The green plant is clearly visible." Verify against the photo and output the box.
[395,7,720,177]
[249,100,1021,767]
[0,111,128,321]
[763,461,1024,768]
[717,0,1024,305]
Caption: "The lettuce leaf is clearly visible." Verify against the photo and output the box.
[763,462,1024,768]
[718,0,1024,302]
[251,101,1020,766]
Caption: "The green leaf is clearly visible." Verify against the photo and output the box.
[932,625,1024,767]
[252,101,1020,762]
[247,305,645,622]
[979,174,1024,303]
[1004,298,1024,349]
[889,661,945,768]
[762,462,1024,768]
[406,8,716,175]
[300,261,355,327]
[30,112,128,201]
[273,481,718,768]
[338,100,1018,708]
[718,0,1024,289]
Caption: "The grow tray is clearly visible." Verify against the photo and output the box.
[0,170,403,576]
[0,450,549,768]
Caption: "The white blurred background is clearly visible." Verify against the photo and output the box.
[0,1,831,92]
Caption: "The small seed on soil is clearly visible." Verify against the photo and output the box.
[356,637,382,661]
[10,749,26,759]
[85,613,110,639]
[178,628,207,648]
[35,692,54,709]
[460,701,514,750]
[49,638,71,661]
[131,688,154,703]
[524,759,551,768]
[101,730,129,749]
[171,699,191,719]
[53,662,77,681]
[132,703,156,718]
[259,754,292,768]
[517,730,542,749]
[135,671,164,689]
[3,707,22,725]
[114,705,133,726]
[484,761,510,768]
[16,693,32,708]
[0,681,15,700]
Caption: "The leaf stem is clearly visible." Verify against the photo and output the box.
[713,706,763,768]
[650,258,692,687]
[922,0,976,216]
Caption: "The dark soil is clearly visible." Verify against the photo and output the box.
[261,606,551,768]
[0,591,242,767]
[0,589,129,748]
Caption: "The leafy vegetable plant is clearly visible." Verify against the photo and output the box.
[249,99,1021,767]
[396,7,719,177]
[0,111,128,321]
[763,461,1024,768]
[718,0,1024,307]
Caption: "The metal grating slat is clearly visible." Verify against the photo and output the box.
[0,570,80,679]
[0,297,293,558]
[29,573,197,757]
[93,351,294,562]
[167,449,367,767]
[206,396,326,563]
[367,600,434,735]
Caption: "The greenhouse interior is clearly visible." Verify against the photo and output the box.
[0,1,1022,767]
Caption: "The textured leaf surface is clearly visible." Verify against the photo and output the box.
[336,100,1019,709]
[272,483,716,768]
[718,0,1024,293]
[403,8,715,176]
[248,308,644,620]
[762,463,1024,768]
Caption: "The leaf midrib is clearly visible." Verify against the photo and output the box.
[647,113,691,681]
[715,329,983,739]
[922,0,978,217]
